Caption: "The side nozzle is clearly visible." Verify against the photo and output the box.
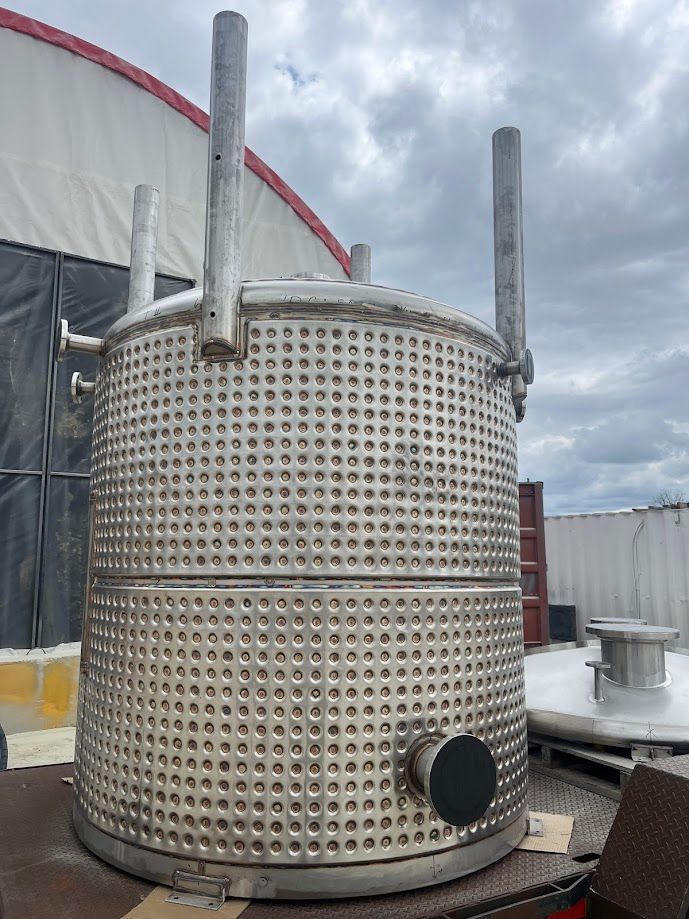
[406,733,496,826]
[57,319,105,361]
[71,371,96,404]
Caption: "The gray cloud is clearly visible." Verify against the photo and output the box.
[12,0,689,512]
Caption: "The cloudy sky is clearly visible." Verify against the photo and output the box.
[12,0,689,514]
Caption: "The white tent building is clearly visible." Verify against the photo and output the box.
[0,8,350,648]
[0,8,349,281]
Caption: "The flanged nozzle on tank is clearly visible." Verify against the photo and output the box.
[492,126,533,421]
[406,734,497,827]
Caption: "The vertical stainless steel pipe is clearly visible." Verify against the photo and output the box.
[350,243,372,283]
[492,127,527,406]
[127,184,160,313]
[201,11,248,358]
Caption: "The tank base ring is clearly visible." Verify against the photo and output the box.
[74,808,526,900]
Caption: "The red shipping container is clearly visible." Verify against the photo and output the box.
[519,481,550,647]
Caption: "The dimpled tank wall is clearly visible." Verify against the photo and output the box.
[73,313,527,879]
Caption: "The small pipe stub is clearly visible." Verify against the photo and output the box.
[406,734,496,827]
[498,348,534,385]
[350,243,372,284]
[586,659,612,703]
[71,371,96,405]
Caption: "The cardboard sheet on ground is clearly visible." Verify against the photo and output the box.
[516,811,574,854]
[122,885,251,918]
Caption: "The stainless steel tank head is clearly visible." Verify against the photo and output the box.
[585,621,680,692]
[61,9,534,902]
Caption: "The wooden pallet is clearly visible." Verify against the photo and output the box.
[529,736,637,801]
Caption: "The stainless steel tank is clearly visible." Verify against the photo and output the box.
[525,621,689,753]
[62,11,535,902]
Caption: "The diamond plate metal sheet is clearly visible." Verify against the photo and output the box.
[241,772,616,917]
[591,754,689,919]
[0,766,616,919]
[89,319,520,581]
[74,585,527,868]
[0,764,151,919]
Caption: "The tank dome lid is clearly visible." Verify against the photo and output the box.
[104,277,510,357]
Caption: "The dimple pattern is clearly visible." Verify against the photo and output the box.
[89,321,520,579]
[74,586,527,866]
[76,308,528,882]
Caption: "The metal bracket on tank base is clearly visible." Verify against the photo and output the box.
[527,815,545,837]
[165,870,230,911]
[630,743,673,762]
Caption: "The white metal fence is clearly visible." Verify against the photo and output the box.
[545,507,689,643]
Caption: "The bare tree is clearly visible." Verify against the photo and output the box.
[651,489,688,508]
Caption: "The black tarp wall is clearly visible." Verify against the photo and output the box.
[0,240,192,647]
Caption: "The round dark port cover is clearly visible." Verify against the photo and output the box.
[427,734,497,827]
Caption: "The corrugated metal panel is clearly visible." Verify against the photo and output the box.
[545,508,689,642]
